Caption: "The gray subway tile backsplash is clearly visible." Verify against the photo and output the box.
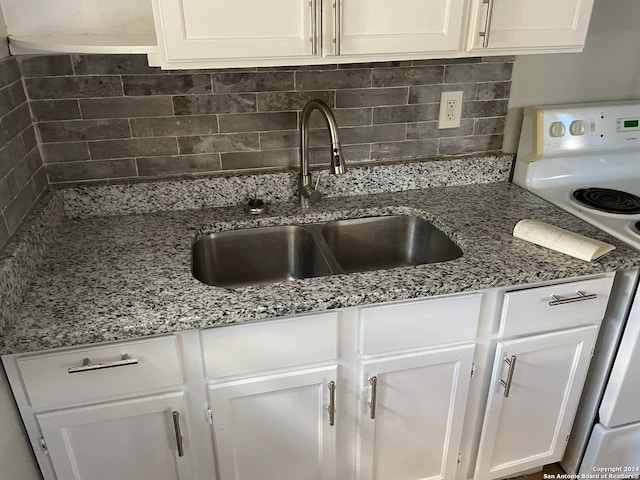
[46,159,138,183]
[173,93,257,115]
[88,137,179,160]
[130,115,219,137]
[41,142,91,163]
[371,66,444,87]
[122,74,213,96]
[295,69,372,90]
[257,90,334,112]
[30,99,82,121]
[25,76,124,99]
[371,139,439,161]
[39,119,131,142]
[136,154,221,176]
[71,54,160,75]
[178,133,259,155]
[218,112,297,133]
[212,71,295,93]
[336,87,408,108]
[79,97,174,119]
[14,53,512,185]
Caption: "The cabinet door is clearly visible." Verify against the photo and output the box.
[334,0,466,56]
[467,0,595,53]
[153,0,317,63]
[357,344,475,480]
[36,392,197,480]
[209,366,338,480]
[474,325,599,480]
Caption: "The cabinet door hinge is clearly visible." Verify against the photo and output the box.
[591,347,595,357]
[205,403,213,425]
[470,362,476,378]
[39,435,49,454]
[457,452,462,465]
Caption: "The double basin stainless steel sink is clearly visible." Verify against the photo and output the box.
[192,215,463,288]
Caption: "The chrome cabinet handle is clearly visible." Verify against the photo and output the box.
[549,290,597,306]
[368,376,378,419]
[499,355,517,398]
[310,0,318,55]
[172,411,184,457]
[334,0,341,55]
[479,0,495,48]
[327,381,336,426]
[68,353,138,374]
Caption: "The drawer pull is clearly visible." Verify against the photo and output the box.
[67,353,138,374]
[549,290,597,306]
[499,355,517,398]
[368,376,378,420]
[172,411,184,457]
[327,381,336,426]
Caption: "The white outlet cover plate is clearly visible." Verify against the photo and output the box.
[438,91,463,129]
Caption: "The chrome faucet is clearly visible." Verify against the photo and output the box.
[298,99,346,207]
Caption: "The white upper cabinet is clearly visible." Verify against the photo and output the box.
[153,0,317,63]
[467,0,595,54]
[332,0,466,57]
[4,0,597,64]
[151,0,468,68]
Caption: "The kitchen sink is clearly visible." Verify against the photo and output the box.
[192,215,463,287]
[192,225,334,288]
[321,215,463,273]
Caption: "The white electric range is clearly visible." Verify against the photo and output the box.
[513,101,640,475]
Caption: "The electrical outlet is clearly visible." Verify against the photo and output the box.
[438,91,463,129]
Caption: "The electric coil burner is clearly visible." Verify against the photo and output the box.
[572,188,640,215]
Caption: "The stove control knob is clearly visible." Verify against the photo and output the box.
[570,120,586,136]
[549,121,566,137]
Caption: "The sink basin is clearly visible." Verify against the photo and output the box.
[192,226,333,288]
[192,215,463,287]
[321,215,463,273]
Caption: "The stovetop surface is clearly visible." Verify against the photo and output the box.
[514,101,640,251]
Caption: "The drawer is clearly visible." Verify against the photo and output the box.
[17,336,183,409]
[499,275,615,337]
[360,293,482,355]
[202,312,338,378]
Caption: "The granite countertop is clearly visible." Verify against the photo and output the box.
[3,179,640,355]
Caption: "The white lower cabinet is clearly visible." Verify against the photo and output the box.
[2,275,617,480]
[202,296,481,480]
[36,392,197,480]
[357,345,475,480]
[475,325,599,480]
[208,366,338,480]
[473,274,614,480]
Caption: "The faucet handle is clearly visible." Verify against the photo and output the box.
[299,183,322,204]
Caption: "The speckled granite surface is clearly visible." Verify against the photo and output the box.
[3,180,640,355]
[0,193,64,333]
[59,155,513,218]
